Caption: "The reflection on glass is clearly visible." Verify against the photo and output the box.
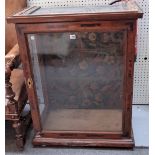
[28,31,125,132]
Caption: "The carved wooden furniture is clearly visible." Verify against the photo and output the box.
[5,44,31,150]
[7,1,143,148]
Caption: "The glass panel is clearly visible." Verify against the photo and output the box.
[29,2,141,16]
[28,31,125,132]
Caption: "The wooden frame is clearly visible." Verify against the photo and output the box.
[7,4,142,148]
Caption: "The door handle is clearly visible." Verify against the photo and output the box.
[27,77,33,89]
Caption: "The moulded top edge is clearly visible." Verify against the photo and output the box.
[7,2,143,24]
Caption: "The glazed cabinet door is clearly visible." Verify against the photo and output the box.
[16,20,135,140]
[27,29,127,134]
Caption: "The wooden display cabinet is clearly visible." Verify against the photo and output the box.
[7,1,143,148]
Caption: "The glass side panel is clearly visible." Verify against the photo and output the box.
[28,31,126,132]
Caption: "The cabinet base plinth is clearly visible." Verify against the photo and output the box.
[32,136,134,148]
